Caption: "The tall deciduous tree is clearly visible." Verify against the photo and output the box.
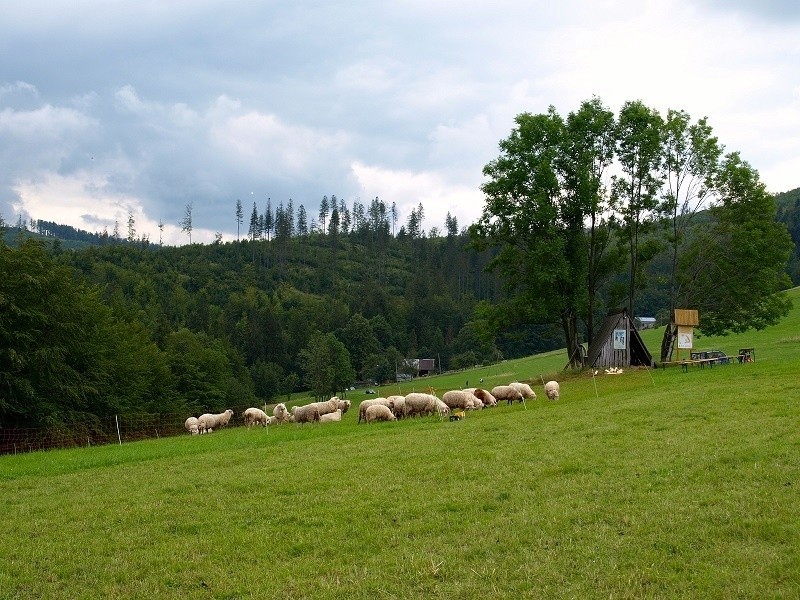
[473,107,590,366]
[613,100,664,315]
[658,109,722,360]
[299,332,355,399]
[558,96,619,345]
[674,153,792,340]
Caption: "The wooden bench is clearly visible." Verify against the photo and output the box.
[661,357,733,372]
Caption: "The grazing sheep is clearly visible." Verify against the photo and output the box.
[467,388,497,408]
[404,393,438,418]
[442,390,478,411]
[306,396,350,418]
[197,409,234,433]
[434,397,451,417]
[272,403,291,424]
[184,416,200,435]
[358,398,395,424]
[290,404,321,424]
[544,380,560,400]
[386,395,407,419]
[243,407,270,427]
[319,408,343,423]
[491,385,524,405]
[509,382,537,401]
[365,404,397,423]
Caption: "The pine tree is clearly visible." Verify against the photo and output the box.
[235,199,243,241]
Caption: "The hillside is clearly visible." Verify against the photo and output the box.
[1,288,797,598]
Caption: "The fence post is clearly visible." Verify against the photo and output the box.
[115,415,122,445]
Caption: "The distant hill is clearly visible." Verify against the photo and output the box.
[1,220,136,251]
[775,186,800,284]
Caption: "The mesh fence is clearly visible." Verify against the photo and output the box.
[0,407,257,456]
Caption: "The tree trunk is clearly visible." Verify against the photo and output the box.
[660,322,676,363]
[562,309,582,369]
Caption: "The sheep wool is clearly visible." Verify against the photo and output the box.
[184,416,200,435]
[290,404,321,424]
[358,398,394,423]
[491,385,524,405]
[509,382,537,400]
[403,393,438,417]
[434,398,450,417]
[273,403,289,423]
[319,408,343,423]
[197,409,234,433]
[469,388,497,407]
[365,404,397,423]
[386,395,407,419]
[441,390,478,410]
[243,407,269,427]
[544,380,560,401]
[305,397,347,418]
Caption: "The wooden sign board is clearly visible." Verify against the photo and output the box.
[674,309,699,326]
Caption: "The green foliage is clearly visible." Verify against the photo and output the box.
[299,332,355,399]
[0,240,185,425]
[775,186,800,284]
[163,328,247,412]
[684,153,793,335]
[2,288,799,597]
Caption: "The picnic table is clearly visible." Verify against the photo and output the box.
[661,349,753,372]
[738,348,755,363]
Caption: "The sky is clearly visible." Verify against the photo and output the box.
[1,0,799,245]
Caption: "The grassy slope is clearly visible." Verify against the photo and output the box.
[1,290,799,599]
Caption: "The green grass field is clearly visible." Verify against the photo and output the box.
[2,290,799,599]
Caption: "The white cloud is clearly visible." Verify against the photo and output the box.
[351,161,484,233]
[2,0,799,243]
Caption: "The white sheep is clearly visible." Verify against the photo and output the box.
[306,396,350,418]
[387,395,407,419]
[184,416,200,435]
[434,397,451,417]
[365,404,397,423]
[467,388,497,408]
[273,403,290,423]
[243,407,270,427]
[491,385,524,405]
[197,409,234,433]
[544,380,560,401]
[319,408,343,423]
[290,404,321,424]
[441,390,478,411]
[404,393,438,417]
[509,382,537,401]
[358,398,395,424]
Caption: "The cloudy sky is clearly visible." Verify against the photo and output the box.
[1,1,799,245]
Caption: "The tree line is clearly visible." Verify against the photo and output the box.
[1,96,796,426]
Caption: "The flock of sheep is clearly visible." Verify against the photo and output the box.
[183,380,561,434]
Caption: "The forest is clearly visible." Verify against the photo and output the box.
[2,97,798,428]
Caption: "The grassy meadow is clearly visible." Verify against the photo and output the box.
[2,290,799,599]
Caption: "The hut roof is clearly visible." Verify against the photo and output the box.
[586,308,654,368]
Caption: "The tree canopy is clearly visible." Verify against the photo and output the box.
[473,97,793,363]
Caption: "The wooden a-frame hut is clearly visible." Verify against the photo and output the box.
[586,308,654,369]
